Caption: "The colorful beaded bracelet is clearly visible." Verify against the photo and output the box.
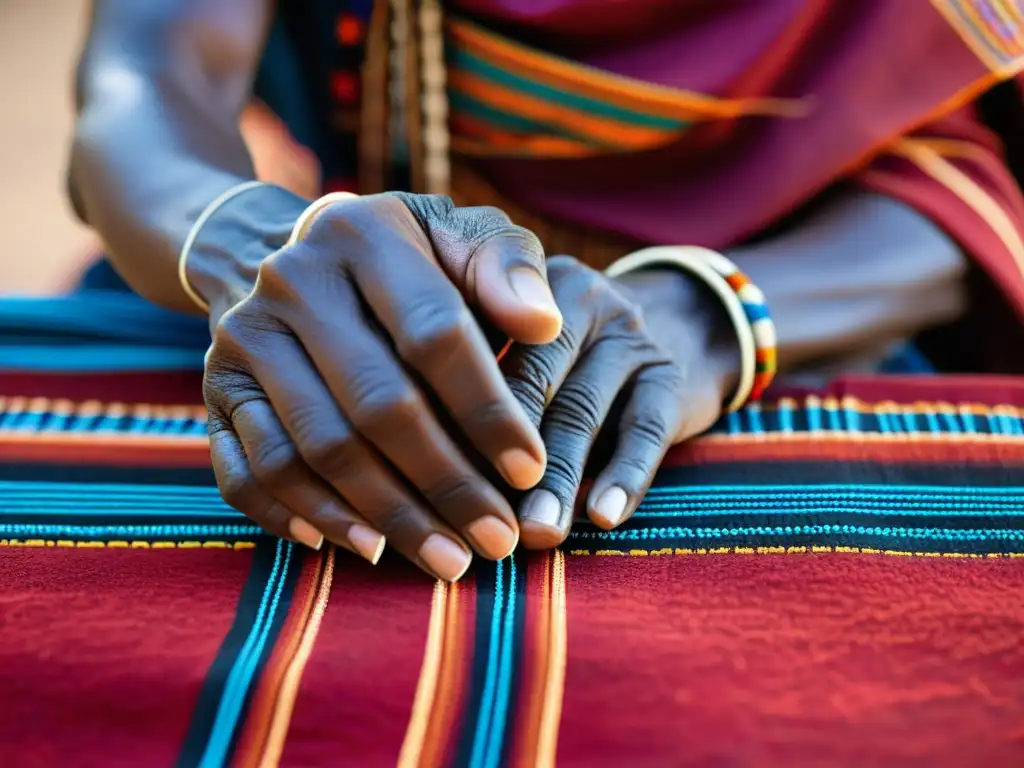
[605,246,778,411]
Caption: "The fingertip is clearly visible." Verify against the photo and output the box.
[497,447,547,490]
[518,489,569,549]
[588,486,629,530]
[475,252,562,345]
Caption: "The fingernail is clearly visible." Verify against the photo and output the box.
[466,516,519,560]
[419,534,473,582]
[288,517,325,550]
[498,447,545,489]
[591,486,629,530]
[348,524,386,565]
[518,490,564,549]
[509,268,561,318]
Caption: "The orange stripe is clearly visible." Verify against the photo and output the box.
[535,549,567,768]
[892,138,1024,281]
[725,272,750,291]
[515,551,553,767]
[0,432,208,448]
[0,439,211,467]
[232,553,324,768]
[989,0,1024,47]
[419,581,471,768]
[398,580,450,768]
[450,114,598,158]
[447,19,808,120]
[929,0,1024,74]
[257,546,336,767]
[448,69,675,148]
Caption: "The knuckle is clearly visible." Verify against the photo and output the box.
[368,502,422,539]
[420,474,480,511]
[386,192,455,230]
[303,433,364,484]
[506,352,560,421]
[348,383,422,437]
[607,303,647,335]
[462,397,514,430]
[256,249,306,300]
[210,308,252,360]
[218,471,257,513]
[625,404,672,448]
[548,378,605,436]
[540,452,582,503]
[506,374,547,424]
[395,302,472,369]
[249,438,302,489]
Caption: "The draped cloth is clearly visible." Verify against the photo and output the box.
[2,369,1023,767]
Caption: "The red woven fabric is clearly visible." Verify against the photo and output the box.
[560,554,1024,767]
[0,549,252,768]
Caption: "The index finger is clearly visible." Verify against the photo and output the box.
[307,197,548,491]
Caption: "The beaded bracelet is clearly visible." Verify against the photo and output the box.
[605,246,777,411]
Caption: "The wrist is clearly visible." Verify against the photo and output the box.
[615,267,741,401]
[184,184,310,319]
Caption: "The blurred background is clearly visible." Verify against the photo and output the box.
[0,1,94,294]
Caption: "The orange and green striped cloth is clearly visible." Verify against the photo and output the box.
[445,18,807,158]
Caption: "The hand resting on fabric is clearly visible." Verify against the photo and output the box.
[202,193,564,582]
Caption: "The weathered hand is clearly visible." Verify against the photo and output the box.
[202,193,563,581]
[501,256,738,548]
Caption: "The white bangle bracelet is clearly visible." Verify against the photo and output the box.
[177,180,268,313]
[605,246,757,413]
[287,191,361,245]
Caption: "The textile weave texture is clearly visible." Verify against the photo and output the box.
[1,371,1023,767]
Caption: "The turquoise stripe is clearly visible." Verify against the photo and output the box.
[1,503,241,517]
[469,558,507,768]
[571,525,1024,542]
[0,481,218,495]
[1,345,205,372]
[0,523,260,538]
[448,92,608,147]
[450,49,690,130]
[636,503,1024,517]
[199,540,293,768]
[643,484,1024,496]
[485,554,518,768]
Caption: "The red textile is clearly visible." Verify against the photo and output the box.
[0,549,253,768]
[560,554,1024,767]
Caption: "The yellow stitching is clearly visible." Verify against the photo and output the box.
[0,539,257,549]
[567,546,1019,559]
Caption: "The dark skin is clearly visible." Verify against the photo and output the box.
[71,0,969,580]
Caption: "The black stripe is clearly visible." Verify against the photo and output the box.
[0,463,216,486]
[176,539,299,767]
[653,461,1023,489]
[453,560,499,768]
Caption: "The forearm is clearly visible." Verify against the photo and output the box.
[727,190,969,369]
[69,0,290,313]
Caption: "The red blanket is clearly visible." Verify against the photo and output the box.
[1,371,1023,767]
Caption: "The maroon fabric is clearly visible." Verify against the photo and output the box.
[280,556,436,768]
[0,549,252,768]
[559,554,1024,767]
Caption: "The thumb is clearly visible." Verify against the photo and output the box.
[391,193,563,345]
[469,229,563,345]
